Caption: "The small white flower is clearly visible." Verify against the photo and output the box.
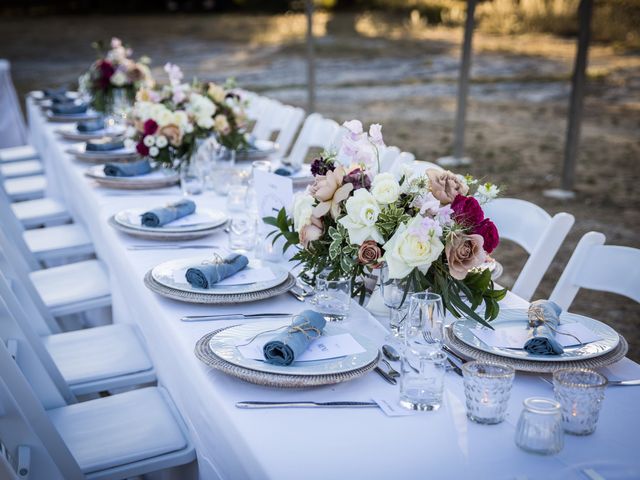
[475,183,500,204]
[149,146,159,157]
[371,172,400,205]
[184,123,194,134]
[124,138,135,149]
[110,70,128,87]
[155,135,168,148]
[143,135,155,147]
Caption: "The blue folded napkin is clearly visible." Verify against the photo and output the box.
[185,253,249,289]
[42,88,67,98]
[86,137,125,152]
[77,118,104,132]
[523,300,564,355]
[103,159,152,177]
[51,102,88,115]
[140,199,196,228]
[263,310,327,366]
[274,164,301,177]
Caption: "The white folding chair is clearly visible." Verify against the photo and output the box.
[0,322,196,479]
[550,231,640,310]
[379,145,401,173]
[482,198,574,301]
[252,99,305,157]
[4,173,47,201]
[0,184,93,264]
[1,159,43,179]
[284,113,341,168]
[0,180,69,228]
[0,59,29,148]
[0,271,155,396]
[0,144,39,163]
[0,229,110,318]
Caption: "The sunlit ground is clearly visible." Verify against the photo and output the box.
[2,12,638,359]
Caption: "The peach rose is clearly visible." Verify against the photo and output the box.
[427,169,469,205]
[310,166,354,219]
[357,240,382,266]
[299,215,324,248]
[445,233,486,280]
[159,124,182,147]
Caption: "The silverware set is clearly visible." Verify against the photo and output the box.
[236,401,378,409]
[128,244,218,251]
[539,376,640,387]
[180,312,345,322]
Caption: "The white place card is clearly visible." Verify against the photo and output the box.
[371,396,416,417]
[253,170,293,219]
[237,332,366,363]
[472,322,602,350]
[172,267,276,286]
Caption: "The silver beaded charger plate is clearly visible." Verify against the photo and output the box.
[453,309,620,363]
[85,166,179,189]
[46,110,101,123]
[67,143,138,162]
[113,208,227,233]
[237,140,279,161]
[56,128,107,141]
[144,269,296,304]
[151,257,290,295]
[108,216,225,241]
[195,322,380,387]
[445,328,628,373]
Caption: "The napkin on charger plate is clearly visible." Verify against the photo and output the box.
[263,310,327,366]
[86,137,125,152]
[77,118,104,132]
[51,102,88,115]
[523,300,564,355]
[42,87,67,98]
[185,253,249,289]
[103,159,152,177]
[141,199,196,228]
[274,164,301,177]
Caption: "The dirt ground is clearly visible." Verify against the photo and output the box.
[1,12,638,360]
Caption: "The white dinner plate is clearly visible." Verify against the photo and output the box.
[114,207,228,233]
[452,309,620,362]
[56,124,125,142]
[151,257,289,295]
[85,165,179,189]
[208,319,379,376]
[67,142,138,162]
[46,110,101,123]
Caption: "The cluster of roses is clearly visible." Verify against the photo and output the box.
[85,37,153,111]
[291,119,500,286]
[126,63,248,166]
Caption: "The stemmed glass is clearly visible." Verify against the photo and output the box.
[379,264,414,343]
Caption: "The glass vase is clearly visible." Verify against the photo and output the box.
[180,160,203,196]
[211,146,237,196]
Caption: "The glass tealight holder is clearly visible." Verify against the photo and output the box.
[226,185,248,212]
[462,362,515,424]
[552,369,607,435]
[515,397,564,455]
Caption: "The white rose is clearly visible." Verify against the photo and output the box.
[157,109,173,127]
[149,146,159,157]
[293,193,315,232]
[155,135,168,148]
[207,83,226,103]
[382,216,445,279]
[197,115,214,129]
[371,172,400,204]
[214,114,230,134]
[184,123,194,134]
[143,135,155,147]
[338,188,384,245]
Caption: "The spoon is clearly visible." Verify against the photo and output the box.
[382,344,401,362]
[380,358,401,378]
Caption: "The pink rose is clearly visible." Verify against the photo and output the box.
[445,233,486,280]
[159,124,182,147]
[427,169,469,204]
[474,218,499,254]
[309,166,354,219]
[451,195,484,227]
[357,240,382,266]
[299,215,324,248]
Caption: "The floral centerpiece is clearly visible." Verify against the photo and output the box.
[265,119,506,328]
[126,63,248,168]
[82,37,154,113]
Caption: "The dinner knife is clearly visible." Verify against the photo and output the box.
[236,401,379,409]
[374,366,397,385]
[610,379,640,386]
[181,313,293,322]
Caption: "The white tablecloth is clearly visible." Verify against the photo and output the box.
[28,98,640,480]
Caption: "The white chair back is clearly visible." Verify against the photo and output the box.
[550,231,640,310]
[379,145,400,173]
[0,59,28,148]
[482,198,574,301]
[251,99,305,157]
[286,114,340,168]
[0,186,41,270]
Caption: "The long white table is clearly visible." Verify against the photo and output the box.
[28,99,640,480]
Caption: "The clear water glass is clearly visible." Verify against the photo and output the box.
[515,397,564,455]
[379,264,414,339]
[228,215,257,253]
[552,369,607,435]
[226,185,248,212]
[315,274,351,319]
[252,160,272,174]
[399,350,447,411]
[211,147,237,196]
[180,161,203,196]
[405,292,445,356]
[462,362,515,424]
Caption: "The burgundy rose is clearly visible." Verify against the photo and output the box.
[136,142,149,157]
[95,60,115,90]
[451,195,484,227]
[343,168,371,191]
[474,218,499,254]
[143,119,158,136]
[310,156,335,176]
